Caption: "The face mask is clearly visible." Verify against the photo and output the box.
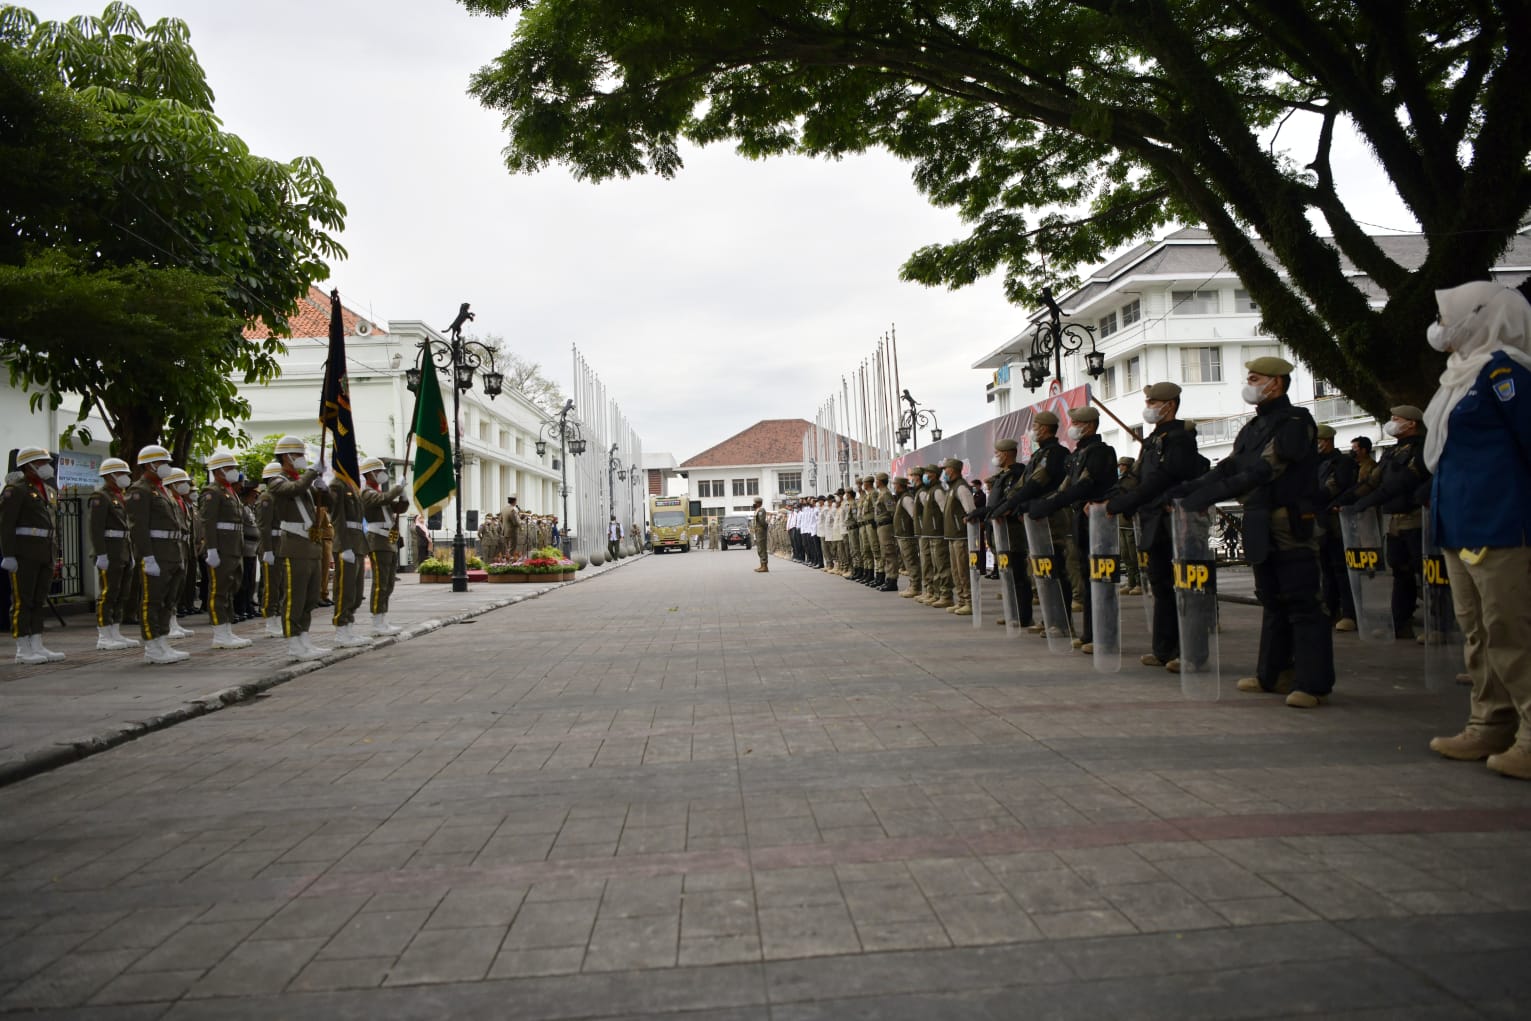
[1240,382,1268,405]
[32,463,54,481]
[989,455,1000,468]
[1143,406,1163,425]
[291,456,308,472]
[145,461,167,478]
[223,468,241,483]
[922,474,932,484]
[175,483,192,496]
[112,473,131,489]
[1066,425,1085,442]
[1425,322,1448,352]
[1383,421,1404,438]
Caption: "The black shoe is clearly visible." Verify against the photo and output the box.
[318,599,334,607]
[879,579,899,592]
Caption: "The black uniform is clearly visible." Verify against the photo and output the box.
[1105,420,1205,663]
[1032,434,1118,645]
[1315,448,1358,622]
[994,437,1072,622]
[1349,435,1431,635]
[980,460,1033,626]
[1181,394,1333,696]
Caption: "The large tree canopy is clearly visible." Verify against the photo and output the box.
[461,0,1531,415]
[0,3,346,463]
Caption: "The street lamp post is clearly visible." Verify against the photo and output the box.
[895,390,943,451]
[607,443,621,532]
[535,399,586,556]
[403,303,503,593]
[1018,287,1107,392]
[627,462,639,546]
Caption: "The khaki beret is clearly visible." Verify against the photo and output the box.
[923,464,941,475]
[942,457,964,472]
[1390,404,1424,422]
[1068,406,1100,424]
[1033,410,1060,427]
[994,437,1018,452]
[1316,424,1336,440]
[875,472,889,483]
[1144,381,1182,401]
[1246,355,1294,376]
[1117,456,1135,467]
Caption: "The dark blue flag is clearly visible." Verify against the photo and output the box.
[319,288,360,487]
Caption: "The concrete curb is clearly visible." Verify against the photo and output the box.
[0,554,645,789]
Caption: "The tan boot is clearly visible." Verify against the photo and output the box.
[1079,643,1094,654]
[1429,729,1515,762]
[1334,618,1357,632]
[953,604,972,616]
[754,565,768,573]
[1486,745,1531,780]
[1139,653,1164,667]
[901,588,920,599]
[1164,658,1181,673]
[1285,691,1323,709]
[930,597,954,609]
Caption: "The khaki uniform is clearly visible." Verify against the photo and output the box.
[894,487,921,595]
[198,479,246,626]
[920,482,952,603]
[172,490,198,613]
[329,481,367,627]
[126,477,185,641]
[944,476,977,609]
[752,507,769,567]
[256,489,285,624]
[269,469,327,636]
[316,506,335,601]
[2,477,57,639]
[361,481,408,614]
[88,483,134,629]
[859,488,879,575]
[875,486,900,581]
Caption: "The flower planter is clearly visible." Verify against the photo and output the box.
[486,572,517,583]
[418,573,450,583]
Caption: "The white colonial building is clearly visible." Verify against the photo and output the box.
[678,419,812,517]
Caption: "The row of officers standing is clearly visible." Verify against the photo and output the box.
[3,435,409,666]
[767,358,1443,714]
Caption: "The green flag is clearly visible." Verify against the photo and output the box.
[411,365,456,519]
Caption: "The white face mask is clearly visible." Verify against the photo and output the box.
[1425,322,1449,352]
[174,482,192,496]
[223,468,241,483]
[112,473,131,489]
[1383,420,1404,438]
[32,462,54,481]
[1142,406,1163,425]
[989,455,1000,468]
[1066,425,1085,442]
[1240,382,1268,405]
[291,456,308,472]
[146,461,167,478]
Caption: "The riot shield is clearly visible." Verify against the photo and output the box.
[1170,503,1220,700]
[1024,515,1073,655]
[1338,508,1393,642]
[1088,505,1122,674]
[990,518,1020,637]
[1132,517,1153,636]
[1421,516,1464,691]
[967,520,984,630]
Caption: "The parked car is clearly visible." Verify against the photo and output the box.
[720,516,751,549]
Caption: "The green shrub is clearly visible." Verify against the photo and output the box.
[417,558,452,576]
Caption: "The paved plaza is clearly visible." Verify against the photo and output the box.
[1,550,1529,1019]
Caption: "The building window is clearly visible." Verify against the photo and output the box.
[1314,377,1335,398]
[1171,289,1220,315]
[1123,355,1141,393]
[778,471,801,494]
[746,478,760,496]
[1097,364,1117,400]
[1121,299,1141,326]
[1234,289,1259,314]
[1098,311,1118,337]
[1243,344,1280,369]
[1181,346,1223,383]
[698,480,724,498]
[731,478,746,497]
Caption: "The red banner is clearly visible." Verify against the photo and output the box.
[890,385,1094,481]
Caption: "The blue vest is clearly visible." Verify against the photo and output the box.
[1430,352,1531,549]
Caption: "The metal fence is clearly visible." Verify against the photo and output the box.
[50,496,85,599]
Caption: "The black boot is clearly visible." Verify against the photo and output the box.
[879,575,899,592]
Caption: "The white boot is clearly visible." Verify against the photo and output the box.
[96,625,129,651]
[169,615,193,639]
[211,623,252,650]
[144,636,189,664]
[299,631,331,657]
[333,624,371,648]
[288,635,322,662]
[264,616,283,638]
[371,613,401,637]
[16,636,48,665]
[110,623,140,647]
[34,633,65,661]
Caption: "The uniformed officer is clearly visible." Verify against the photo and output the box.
[200,450,253,649]
[328,469,372,648]
[1105,383,1208,671]
[1116,457,1144,595]
[991,411,1071,633]
[1181,357,1334,707]
[873,473,900,591]
[941,458,977,615]
[268,436,331,660]
[892,472,922,598]
[916,465,952,607]
[504,496,522,560]
[255,461,286,638]
[2,447,64,664]
[316,503,336,608]
[751,496,769,572]
[360,457,408,636]
[126,446,190,664]
[159,467,198,639]
[1035,406,1118,652]
[1315,424,1359,630]
[238,480,261,620]
[1347,405,1432,639]
[978,438,1034,627]
[857,478,878,585]
[88,456,138,651]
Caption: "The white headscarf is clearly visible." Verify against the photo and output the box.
[1421,282,1531,471]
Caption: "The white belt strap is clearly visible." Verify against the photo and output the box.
[215,522,242,531]
[104,528,127,538]
[280,521,312,538]
[149,529,176,539]
[15,526,49,537]
[295,494,313,530]
[365,523,392,536]
[344,519,364,530]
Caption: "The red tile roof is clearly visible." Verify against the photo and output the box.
[681,419,814,468]
[243,285,385,340]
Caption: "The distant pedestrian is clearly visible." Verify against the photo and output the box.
[751,497,769,573]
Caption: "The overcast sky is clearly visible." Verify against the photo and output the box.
[25,0,1416,460]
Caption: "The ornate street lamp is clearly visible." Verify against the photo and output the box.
[896,390,943,451]
[403,302,501,592]
[1018,287,1107,392]
[536,399,585,554]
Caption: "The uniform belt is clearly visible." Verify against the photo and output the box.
[344,520,364,530]
[215,522,242,531]
[149,529,176,539]
[269,529,281,537]
[365,523,391,535]
[14,526,49,537]
[280,522,313,537]
[104,528,127,538]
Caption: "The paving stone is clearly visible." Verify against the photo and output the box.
[1031,908,1140,939]
[385,926,504,985]
[758,905,860,959]
[317,909,432,959]
[127,919,262,972]
[501,900,600,950]
[425,887,526,929]
[679,934,763,967]
[77,907,205,953]
[251,896,368,941]
[488,946,587,978]
[929,893,1041,946]
[1101,881,1227,933]
[2,948,145,1009]
[90,968,203,1005]
[185,938,324,998]
[288,956,392,992]
[584,914,679,971]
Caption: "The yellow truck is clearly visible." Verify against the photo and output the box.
[648,495,692,553]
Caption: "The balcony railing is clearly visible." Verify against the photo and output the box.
[1190,394,1372,447]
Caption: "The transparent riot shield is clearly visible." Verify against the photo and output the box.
[966,520,984,630]
[990,518,1020,637]
[1132,517,1153,636]
[1024,515,1073,655]
[1088,505,1122,674]
[1338,508,1393,642]
[1170,503,1220,700]
[1421,516,1464,691]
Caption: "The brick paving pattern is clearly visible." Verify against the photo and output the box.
[1,551,1528,1018]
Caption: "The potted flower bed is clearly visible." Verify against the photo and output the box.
[487,563,532,584]
[417,557,452,583]
[523,547,577,582]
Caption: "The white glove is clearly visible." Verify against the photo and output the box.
[205,549,221,569]
[262,551,275,565]
[340,549,355,564]
[1,556,16,573]
[311,477,329,492]
[142,555,160,577]
[95,554,108,571]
